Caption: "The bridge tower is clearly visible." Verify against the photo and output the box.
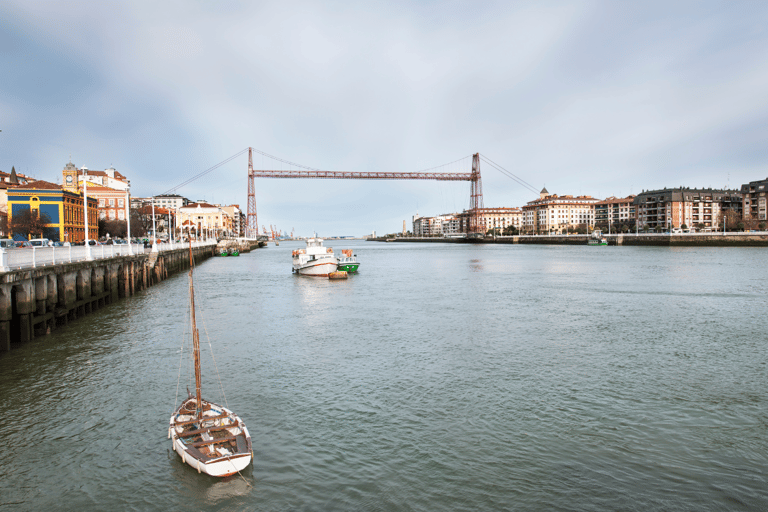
[247,148,257,236]
[469,153,484,235]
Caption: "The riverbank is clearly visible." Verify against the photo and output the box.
[369,233,768,247]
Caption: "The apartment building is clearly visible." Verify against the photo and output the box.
[522,188,599,234]
[633,188,742,230]
[741,177,768,221]
[178,202,232,238]
[594,196,637,230]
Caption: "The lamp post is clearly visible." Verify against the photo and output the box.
[151,197,158,252]
[82,167,92,260]
[126,191,133,255]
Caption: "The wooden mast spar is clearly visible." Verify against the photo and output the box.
[188,241,203,419]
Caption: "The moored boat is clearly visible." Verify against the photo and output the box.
[336,249,360,273]
[292,238,338,276]
[169,242,253,477]
[588,230,608,246]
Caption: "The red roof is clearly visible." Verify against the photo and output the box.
[77,169,128,180]
[13,180,62,190]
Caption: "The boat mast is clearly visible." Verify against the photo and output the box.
[188,241,203,419]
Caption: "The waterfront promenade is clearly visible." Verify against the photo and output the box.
[374,231,768,246]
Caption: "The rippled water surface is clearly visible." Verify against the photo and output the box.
[1,241,767,511]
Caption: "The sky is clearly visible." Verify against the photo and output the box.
[2,1,768,237]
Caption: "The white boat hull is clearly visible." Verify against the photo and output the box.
[170,400,253,478]
[294,260,338,276]
[173,438,252,477]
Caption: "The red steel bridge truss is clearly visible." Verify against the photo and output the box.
[247,147,484,236]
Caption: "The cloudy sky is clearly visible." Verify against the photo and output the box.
[2,1,767,236]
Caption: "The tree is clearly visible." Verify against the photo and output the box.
[99,219,127,238]
[681,224,688,230]
[131,206,154,237]
[10,209,52,240]
[502,225,519,236]
[760,222,766,231]
[719,209,741,231]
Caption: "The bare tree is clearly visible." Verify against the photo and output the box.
[10,209,52,240]
[718,209,741,231]
[131,206,154,237]
[0,212,7,238]
[99,219,127,238]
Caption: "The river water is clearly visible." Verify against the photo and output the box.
[1,241,767,511]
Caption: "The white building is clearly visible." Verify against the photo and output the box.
[522,188,600,234]
[77,166,130,192]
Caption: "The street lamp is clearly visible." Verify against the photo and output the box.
[125,191,133,254]
[151,196,158,252]
[82,167,92,260]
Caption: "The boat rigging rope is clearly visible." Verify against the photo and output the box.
[173,306,192,414]
[200,314,229,410]
[228,458,252,487]
[188,251,230,409]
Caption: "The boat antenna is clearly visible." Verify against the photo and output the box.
[188,240,203,419]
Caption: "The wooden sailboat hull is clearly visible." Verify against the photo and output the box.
[170,399,253,477]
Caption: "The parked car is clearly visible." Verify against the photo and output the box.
[29,238,51,247]
[14,241,32,248]
[0,239,15,249]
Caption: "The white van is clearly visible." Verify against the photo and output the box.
[29,238,51,247]
[0,239,15,248]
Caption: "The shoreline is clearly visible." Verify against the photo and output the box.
[368,233,768,247]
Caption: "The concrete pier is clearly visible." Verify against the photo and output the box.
[0,244,216,351]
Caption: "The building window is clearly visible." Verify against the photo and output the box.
[99,198,105,206]
[109,198,115,207]
[118,198,124,207]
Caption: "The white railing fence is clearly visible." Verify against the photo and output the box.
[0,240,216,272]
[152,240,217,252]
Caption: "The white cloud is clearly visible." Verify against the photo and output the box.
[2,0,768,235]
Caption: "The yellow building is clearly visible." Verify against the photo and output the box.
[7,180,98,243]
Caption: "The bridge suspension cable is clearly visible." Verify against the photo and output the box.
[246,148,483,235]
[479,154,539,195]
[159,147,538,238]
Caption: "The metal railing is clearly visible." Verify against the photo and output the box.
[0,240,216,272]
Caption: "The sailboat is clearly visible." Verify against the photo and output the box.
[168,242,253,477]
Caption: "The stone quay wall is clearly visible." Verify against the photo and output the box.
[372,234,768,247]
[0,244,216,351]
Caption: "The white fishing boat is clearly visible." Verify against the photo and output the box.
[292,238,338,276]
[587,229,608,246]
[169,243,253,477]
